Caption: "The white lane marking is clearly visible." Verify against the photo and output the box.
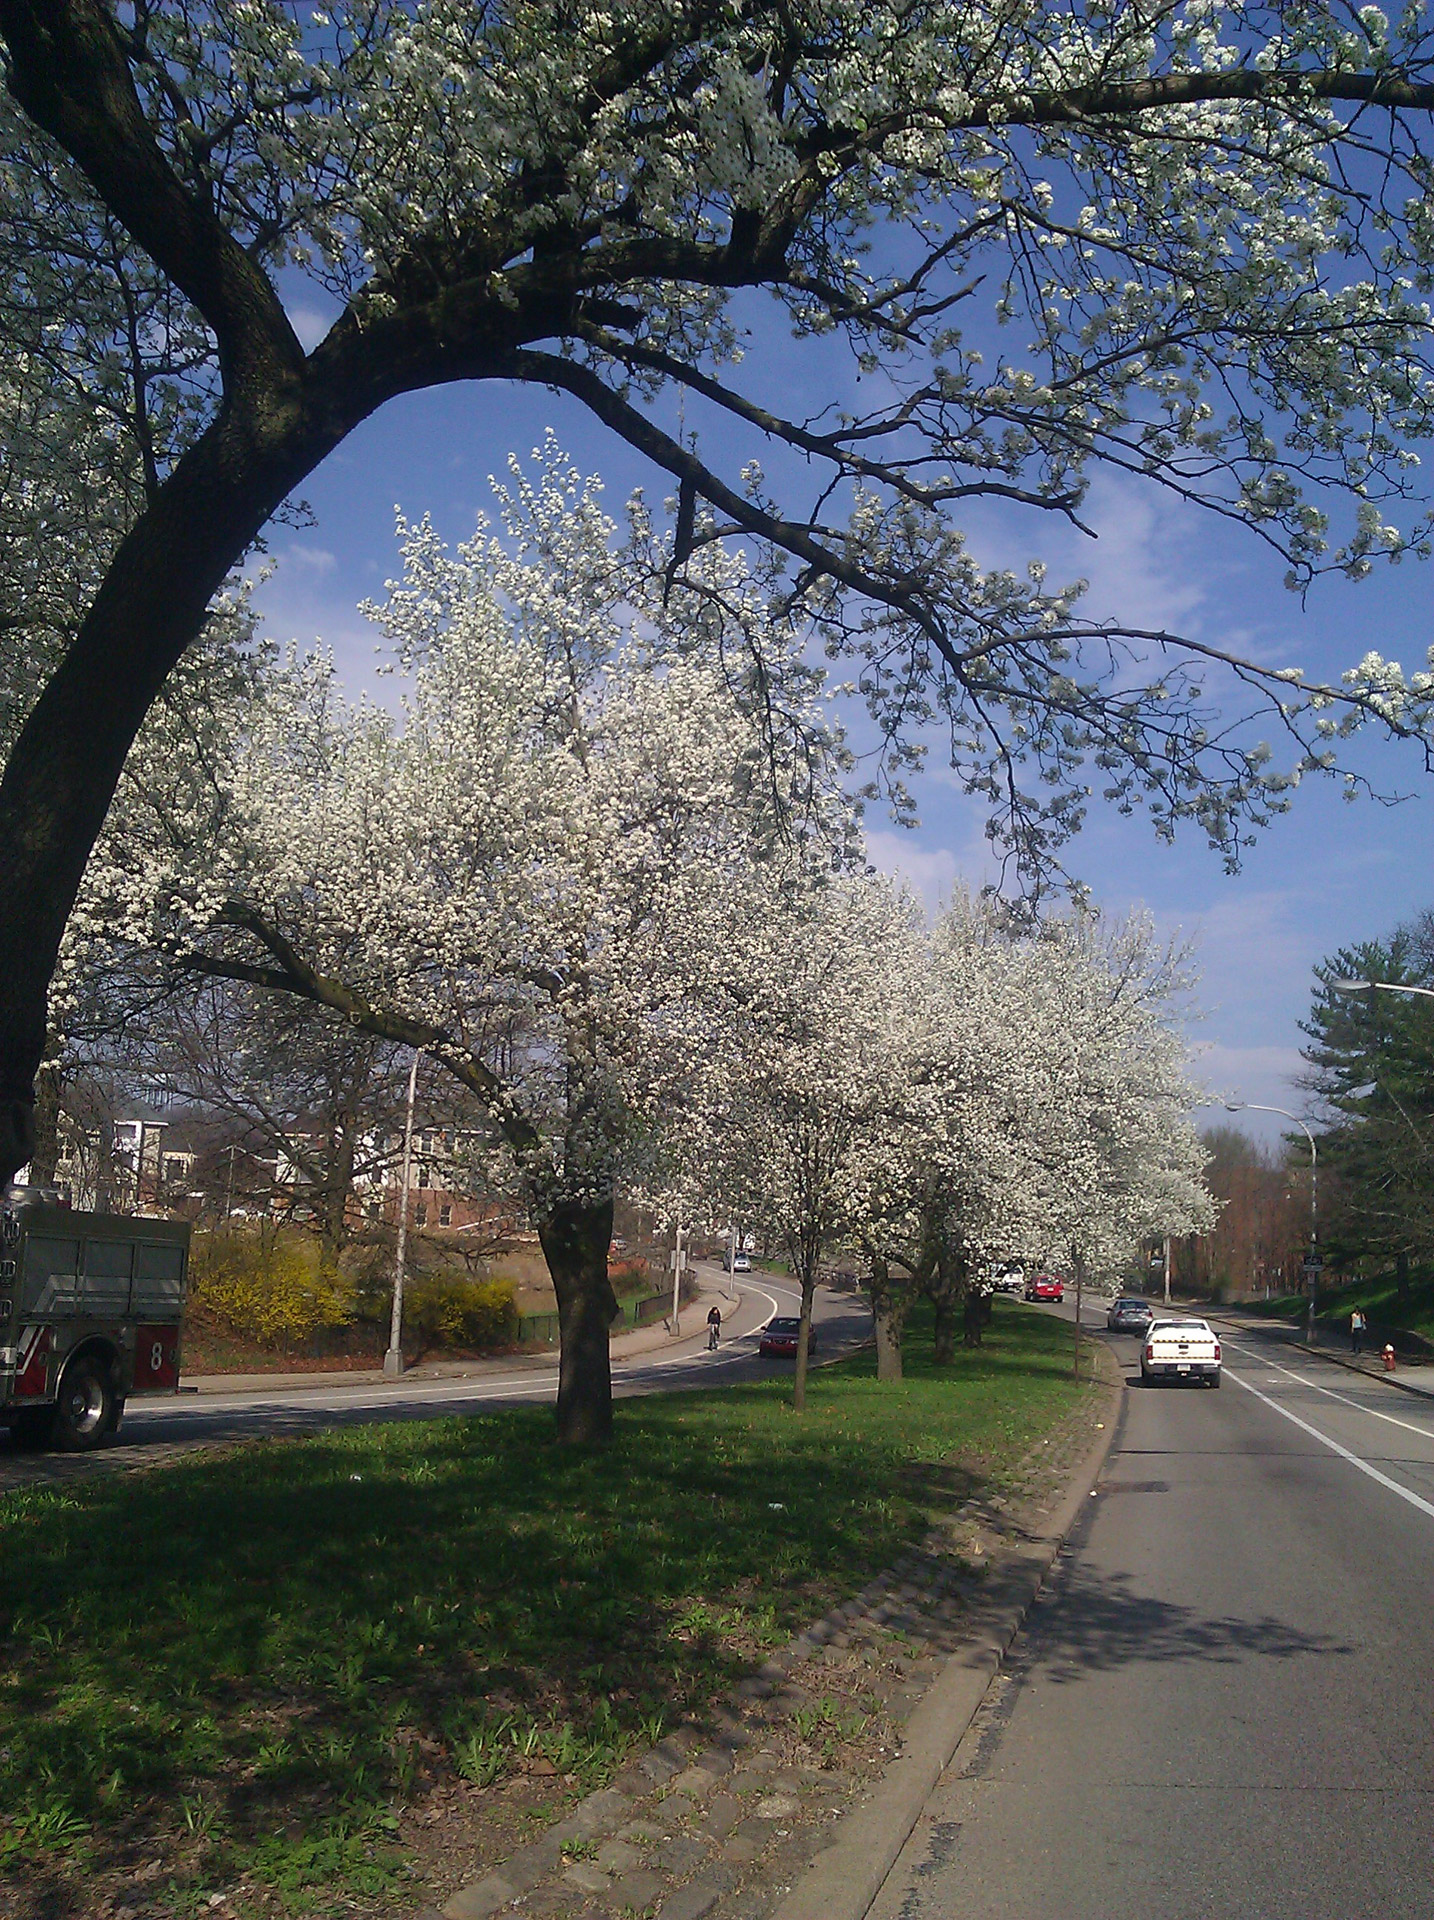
[1224,1368,1434,1522]
[1224,1340,1434,1443]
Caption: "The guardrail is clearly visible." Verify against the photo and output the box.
[515,1288,670,1349]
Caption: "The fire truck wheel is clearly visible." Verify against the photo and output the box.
[53,1356,116,1452]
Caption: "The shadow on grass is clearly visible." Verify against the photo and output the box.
[0,1299,1089,1894]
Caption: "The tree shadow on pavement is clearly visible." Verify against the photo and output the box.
[1021,1563,1352,1683]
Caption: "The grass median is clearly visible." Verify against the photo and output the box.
[0,1300,1097,1917]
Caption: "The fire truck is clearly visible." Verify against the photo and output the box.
[0,1187,190,1451]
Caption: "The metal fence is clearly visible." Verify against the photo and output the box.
[515,1288,670,1349]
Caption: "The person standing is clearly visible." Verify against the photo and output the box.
[1351,1308,1366,1355]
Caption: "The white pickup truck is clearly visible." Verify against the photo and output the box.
[1140,1316,1221,1387]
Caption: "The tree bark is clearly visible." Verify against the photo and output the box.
[539,1193,618,1446]
[867,1256,909,1381]
[793,1271,817,1412]
[0,402,351,1188]
[927,1241,965,1365]
[932,1296,956,1365]
[26,1043,64,1186]
[962,1287,985,1348]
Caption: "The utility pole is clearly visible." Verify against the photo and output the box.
[385,1051,420,1379]
[669,1224,686,1336]
[1163,1234,1171,1306]
[727,1219,738,1301]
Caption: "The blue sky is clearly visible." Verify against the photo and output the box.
[254,307,1434,1148]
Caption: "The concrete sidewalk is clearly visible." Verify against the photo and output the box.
[180,1272,766,1396]
[1211,1306,1434,1401]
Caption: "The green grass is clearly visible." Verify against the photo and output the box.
[0,1300,1092,1911]
[1240,1270,1434,1343]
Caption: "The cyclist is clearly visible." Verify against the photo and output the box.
[706,1303,722,1350]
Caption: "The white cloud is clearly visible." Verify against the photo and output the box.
[282,543,338,576]
[287,305,336,351]
[864,826,962,915]
[1071,474,1207,636]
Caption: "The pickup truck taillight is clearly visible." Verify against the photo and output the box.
[1213,1343,1221,1361]
[1144,1344,1154,1363]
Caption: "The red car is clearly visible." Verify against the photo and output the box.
[1025,1275,1064,1303]
[758,1316,816,1358]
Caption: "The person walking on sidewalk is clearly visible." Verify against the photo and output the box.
[706,1304,722,1350]
[1351,1308,1367,1355]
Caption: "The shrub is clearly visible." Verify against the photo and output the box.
[405,1276,519,1351]
[190,1231,355,1349]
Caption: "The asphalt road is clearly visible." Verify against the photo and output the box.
[869,1310,1434,1920]
[0,1270,872,1487]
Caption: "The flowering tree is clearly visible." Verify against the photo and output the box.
[719,872,924,1408]
[81,445,845,1441]
[841,896,1215,1374]
[7,0,1434,1179]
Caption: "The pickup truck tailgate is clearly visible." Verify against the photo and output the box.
[1143,1322,1221,1381]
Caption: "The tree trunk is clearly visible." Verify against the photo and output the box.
[0,391,361,1189]
[962,1287,984,1347]
[793,1272,817,1412]
[932,1296,956,1365]
[27,1045,64,1186]
[539,1193,618,1445]
[867,1256,907,1381]
[874,1298,905,1380]
[317,1124,358,1261]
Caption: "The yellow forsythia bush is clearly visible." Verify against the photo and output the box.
[190,1230,355,1348]
[405,1275,519,1350]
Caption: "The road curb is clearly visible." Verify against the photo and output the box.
[1289,1340,1434,1401]
[763,1357,1123,1920]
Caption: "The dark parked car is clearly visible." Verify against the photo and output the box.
[758,1316,816,1359]
[1107,1296,1155,1332]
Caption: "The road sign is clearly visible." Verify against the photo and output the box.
[1302,1251,1324,1271]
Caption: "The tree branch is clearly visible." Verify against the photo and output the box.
[0,0,304,390]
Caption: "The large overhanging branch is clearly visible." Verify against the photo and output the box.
[174,903,545,1161]
[572,323,1090,523]
[500,346,973,662]
[0,0,304,388]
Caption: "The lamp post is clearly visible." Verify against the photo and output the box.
[1225,1101,1319,1342]
[385,1050,420,1379]
[1333,978,1434,1003]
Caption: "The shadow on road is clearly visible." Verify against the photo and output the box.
[1023,1561,1352,1684]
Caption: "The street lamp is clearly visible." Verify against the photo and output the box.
[1224,1101,1319,1343]
[385,1050,421,1380]
[1333,978,1434,1003]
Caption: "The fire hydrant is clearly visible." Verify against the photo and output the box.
[1383,1343,1397,1373]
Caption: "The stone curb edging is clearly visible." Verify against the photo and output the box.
[424,1356,1121,1920]
[763,1367,1122,1920]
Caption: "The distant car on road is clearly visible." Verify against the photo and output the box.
[722,1249,753,1273]
[1107,1296,1155,1332]
[1025,1275,1064,1303]
[990,1266,1025,1294]
[758,1316,815,1358]
[1141,1317,1221,1386]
